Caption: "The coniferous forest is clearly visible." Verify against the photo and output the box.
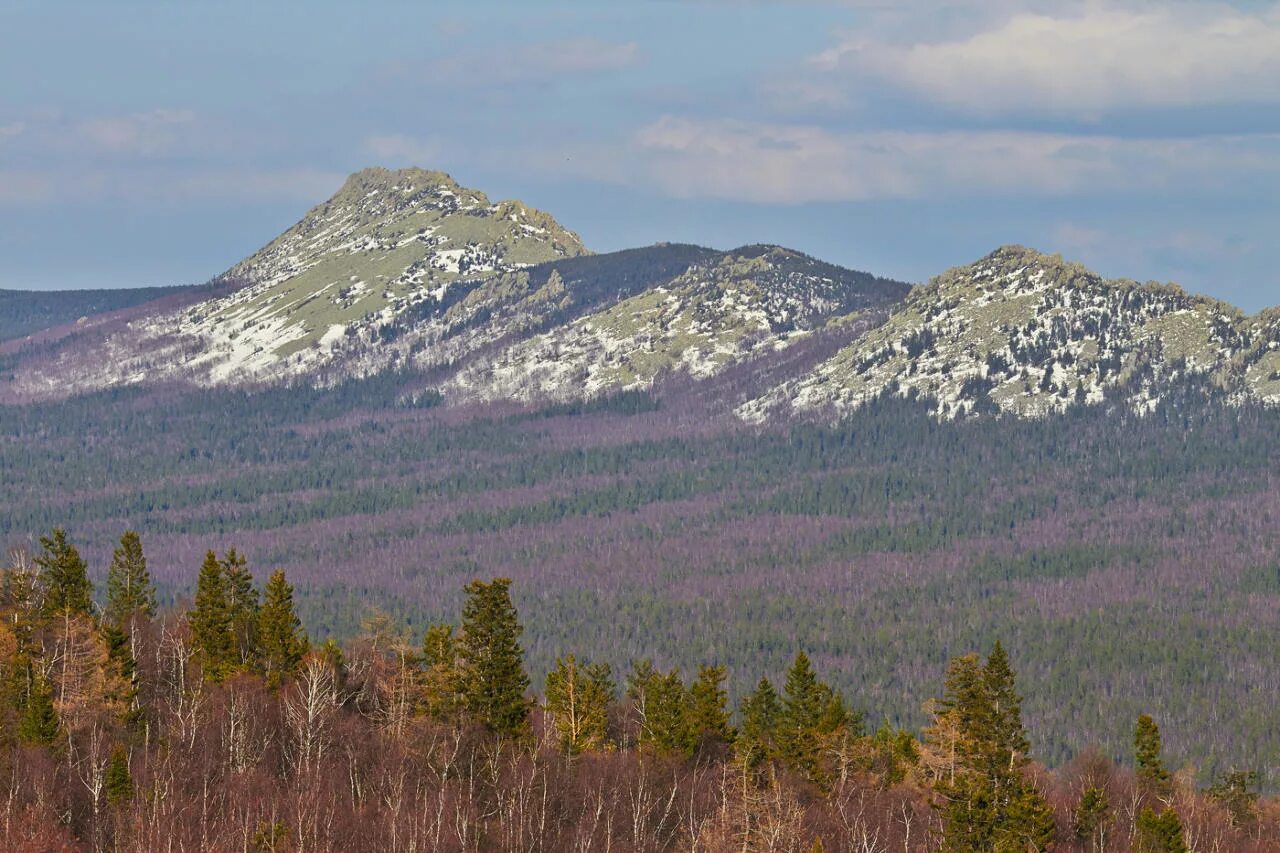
[1,528,1276,851]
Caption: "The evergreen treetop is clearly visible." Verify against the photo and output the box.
[36,528,93,618]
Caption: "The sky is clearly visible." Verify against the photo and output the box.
[1,0,1278,311]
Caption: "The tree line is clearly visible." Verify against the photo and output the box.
[0,529,1274,851]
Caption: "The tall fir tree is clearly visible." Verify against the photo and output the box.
[257,570,307,687]
[686,664,734,747]
[189,551,234,681]
[544,654,614,755]
[103,530,155,629]
[983,640,1029,773]
[36,528,93,618]
[458,578,531,737]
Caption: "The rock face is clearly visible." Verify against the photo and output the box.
[742,246,1280,422]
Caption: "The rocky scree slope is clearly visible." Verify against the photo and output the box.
[743,245,1280,421]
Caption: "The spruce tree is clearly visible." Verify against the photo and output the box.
[1135,714,1170,793]
[778,651,849,779]
[643,668,693,755]
[36,528,93,618]
[18,669,59,745]
[189,551,234,680]
[105,744,133,806]
[686,664,734,747]
[1074,786,1110,846]
[984,640,1029,772]
[223,550,259,667]
[257,570,307,686]
[421,623,464,719]
[930,644,1056,851]
[738,677,782,768]
[104,530,155,629]
[1135,806,1187,852]
[545,654,614,755]
[458,578,531,737]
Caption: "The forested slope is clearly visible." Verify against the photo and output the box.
[1,373,1277,780]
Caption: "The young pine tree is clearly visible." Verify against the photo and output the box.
[36,529,93,618]
[544,654,614,755]
[257,570,307,687]
[644,668,693,755]
[189,551,234,681]
[1074,786,1111,848]
[458,578,531,737]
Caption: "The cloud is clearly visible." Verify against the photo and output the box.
[0,122,25,144]
[76,109,199,157]
[816,3,1280,116]
[603,116,1280,203]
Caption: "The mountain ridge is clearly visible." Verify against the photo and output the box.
[3,171,1276,422]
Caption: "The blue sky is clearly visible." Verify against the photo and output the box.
[2,0,1278,310]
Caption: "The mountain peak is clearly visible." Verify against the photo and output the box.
[746,246,1273,422]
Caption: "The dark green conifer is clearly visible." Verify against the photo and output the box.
[1135,714,1171,793]
[984,640,1029,772]
[223,549,260,667]
[105,744,133,806]
[686,664,734,747]
[257,570,307,686]
[36,528,93,618]
[189,551,234,680]
[738,677,782,767]
[421,623,463,718]
[104,530,155,629]
[1135,806,1187,852]
[458,578,531,737]
[1074,786,1110,846]
[778,651,850,779]
[18,669,59,746]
